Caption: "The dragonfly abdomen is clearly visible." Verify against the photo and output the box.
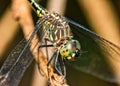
[28,0,48,17]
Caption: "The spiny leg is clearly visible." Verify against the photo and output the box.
[61,58,66,77]
[47,49,58,66]
[37,42,53,76]
[45,38,51,78]
[54,51,66,77]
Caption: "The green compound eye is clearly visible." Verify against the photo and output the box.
[60,40,81,61]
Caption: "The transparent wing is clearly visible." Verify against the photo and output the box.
[66,19,120,83]
[0,38,34,86]
[0,21,44,86]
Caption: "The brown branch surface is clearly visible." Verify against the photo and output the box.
[11,0,68,86]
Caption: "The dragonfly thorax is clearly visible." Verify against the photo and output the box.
[41,12,72,43]
[40,13,81,61]
[59,39,81,61]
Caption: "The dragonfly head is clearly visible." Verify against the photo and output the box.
[60,40,81,61]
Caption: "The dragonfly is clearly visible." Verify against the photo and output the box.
[0,0,120,86]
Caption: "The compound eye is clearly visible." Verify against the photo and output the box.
[75,49,80,57]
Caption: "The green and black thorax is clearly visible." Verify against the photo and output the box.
[28,0,81,60]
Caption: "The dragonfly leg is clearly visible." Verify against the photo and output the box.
[47,49,58,66]
[37,43,53,76]
[46,49,58,81]
[45,38,52,78]
[54,51,66,77]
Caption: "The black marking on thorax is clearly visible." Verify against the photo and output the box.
[41,13,72,43]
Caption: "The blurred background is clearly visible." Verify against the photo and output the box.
[0,0,119,86]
